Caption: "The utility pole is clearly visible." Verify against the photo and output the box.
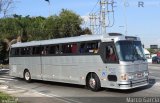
[100,0,107,34]
[93,14,98,34]
[89,14,93,34]
[123,0,128,35]
[89,13,96,34]
[89,0,115,35]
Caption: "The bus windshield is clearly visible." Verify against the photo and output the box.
[116,41,146,61]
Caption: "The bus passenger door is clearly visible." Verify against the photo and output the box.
[41,45,61,81]
[29,46,43,80]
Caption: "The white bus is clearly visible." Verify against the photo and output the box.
[9,33,149,91]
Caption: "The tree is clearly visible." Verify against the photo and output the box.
[0,0,14,17]
[58,9,83,37]
[0,17,18,40]
[44,9,84,38]
[0,9,92,63]
[0,41,8,61]
[44,15,61,39]
[81,27,92,35]
[0,9,89,42]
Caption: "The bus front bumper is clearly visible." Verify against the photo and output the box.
[117,78,149,90]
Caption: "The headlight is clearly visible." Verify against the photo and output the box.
[121,74,127,80]
[128,75,134,80]
[144,72,149,77]
[121,74,134,80]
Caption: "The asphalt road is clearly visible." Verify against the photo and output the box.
[0,64,160,103]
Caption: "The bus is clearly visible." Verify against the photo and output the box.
[9,33,149,91]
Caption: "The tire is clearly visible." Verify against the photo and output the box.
[86,73,101,91]
[24,70,32,82]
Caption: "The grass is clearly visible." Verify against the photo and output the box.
[0,92,18,103]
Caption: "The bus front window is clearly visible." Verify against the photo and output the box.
[116,41,146,61]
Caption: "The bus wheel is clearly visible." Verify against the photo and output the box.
[87,73,101,91]
[24,70,31,82]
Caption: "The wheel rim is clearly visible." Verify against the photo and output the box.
[89,78,96,89]
[25,72,30,80]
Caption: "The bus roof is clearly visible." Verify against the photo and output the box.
[11,33,140,48]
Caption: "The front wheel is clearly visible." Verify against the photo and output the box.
[86,73,101,91]
[24,70,31,82]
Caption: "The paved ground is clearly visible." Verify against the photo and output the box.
[0,64,160,103]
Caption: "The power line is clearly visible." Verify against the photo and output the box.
[88,0,116,35]
[122,0,128,35]
[107,0,115,27]
[89,0,100,15]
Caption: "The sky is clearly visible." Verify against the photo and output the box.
[2,0,160,48]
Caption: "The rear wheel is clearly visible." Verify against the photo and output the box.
[24,70,31,82]
[86,73,101,91]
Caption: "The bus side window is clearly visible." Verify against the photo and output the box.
[92,42,99,53]
[61,43,77,54]
[55,45,59,54]
[26,47,31,55]
[41,46,46,55]
[32,47,35,55]
[11,48,15,56]
[79,42,99,54]
[71,43,77,53]
[21,48,25,55]
[15,48,20,56]
[62,44,72,54]
[45,46,49,54]
[49,45,59,54]
[86,43,91,53]
[106,46,117,62]
[32,47,41,55]
[79,43,85,53]
[62,44,67,53]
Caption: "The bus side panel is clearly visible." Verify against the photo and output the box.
[60,55,106,85]
[41,55,106,85]
[42,56,61,81]
[10,57,23,78]
[75,55,122,88]
[41,56,80,83]
[60,56,80,83]
[10,56,42,80]
[28,57,42,80]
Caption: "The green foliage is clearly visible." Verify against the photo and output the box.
[58,9,83,37]
[0,9,91,62]
[0,92,18,103]
[43,15,60,39]
[0,41,8,61]
[147,48,159,54]
[43,9,83,39]
[0,9,89,41]
[81,27,92,34]
[0,18,18,40]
